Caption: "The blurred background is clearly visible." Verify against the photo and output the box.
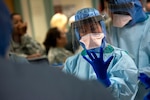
[4,0,104,44]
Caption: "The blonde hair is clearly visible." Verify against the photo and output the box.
[50,13,68,32]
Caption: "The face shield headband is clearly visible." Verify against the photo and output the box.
[108,1,147,26]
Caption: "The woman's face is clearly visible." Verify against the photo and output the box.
[57,32,68,47]
[12,15,22,33]
[12,14,27,35]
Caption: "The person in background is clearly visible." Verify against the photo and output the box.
[63,8,138,100]
[0,4,28,63]
[47,13,73,66]
[0,1,115,99]
[106,0,150,99]
[50,13,79,54]
[43,27,73,67]
[10,13,45,59]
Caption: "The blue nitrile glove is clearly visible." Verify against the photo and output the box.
[82,46,113,87]
[144,92,150,100]
[138,73,150,89]
[138,73,150,100]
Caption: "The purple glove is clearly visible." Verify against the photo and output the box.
[82,46,113,87]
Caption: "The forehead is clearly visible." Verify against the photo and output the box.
[73,15,104,28]
[80,23,101,29]
[12,15,22,20]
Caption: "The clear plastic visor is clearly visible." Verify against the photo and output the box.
[72,15,104,38]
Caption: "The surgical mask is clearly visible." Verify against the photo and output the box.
[79,33,104,50]
[113,14,132,28]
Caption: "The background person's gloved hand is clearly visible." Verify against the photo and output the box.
[138,73,150,89]
[82,47,113,87]
[138,73,150,100]
[144,92,150,100]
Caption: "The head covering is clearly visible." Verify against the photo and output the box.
[0,0,12,57]
[108,0,148,26]
[71,8,106,51]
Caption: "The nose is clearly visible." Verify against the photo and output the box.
[15,20,23,26]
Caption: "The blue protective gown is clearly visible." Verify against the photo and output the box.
[63,44,138,100]
[108,14,150,69]
[108,14,150,100]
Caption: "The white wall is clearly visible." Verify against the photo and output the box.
[21,0,32,37]
[53,0,92,17]
[21,0,47,44]
[30,0,47,44]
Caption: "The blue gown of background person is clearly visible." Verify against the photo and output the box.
[63,8,138,100]
[107,0,150,99]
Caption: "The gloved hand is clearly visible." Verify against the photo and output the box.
[138,73,150,89]
[144,92,150,100]
[82,46,113,87]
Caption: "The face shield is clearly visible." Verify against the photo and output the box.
[71,15,105,50]
[108,0,147,27]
